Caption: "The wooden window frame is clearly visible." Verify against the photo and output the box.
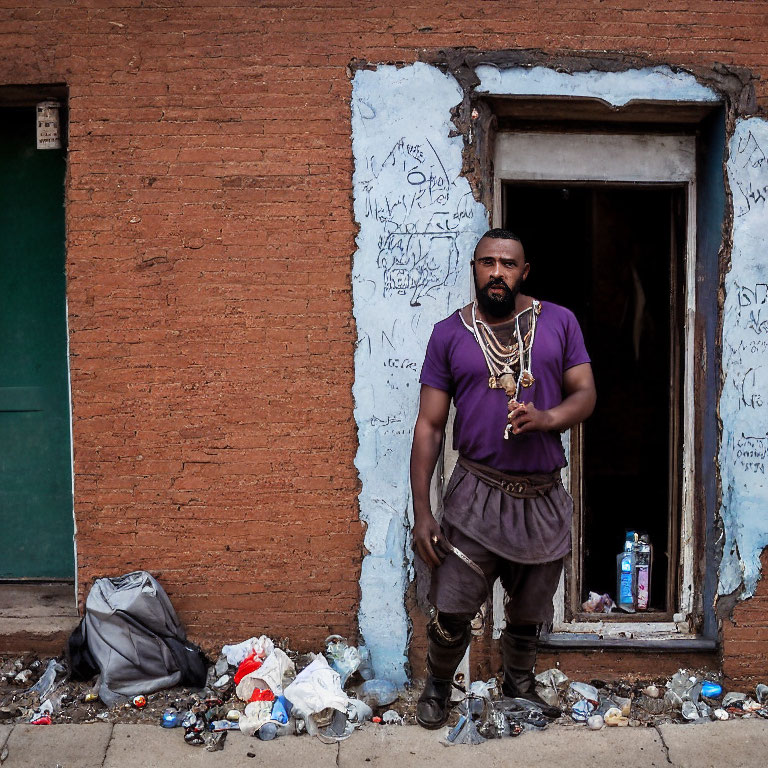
[491,131,699,642]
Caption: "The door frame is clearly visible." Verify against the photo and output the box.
[0,86,75,596]
[493,131,698,639]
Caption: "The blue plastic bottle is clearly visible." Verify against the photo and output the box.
[617,532,636,612]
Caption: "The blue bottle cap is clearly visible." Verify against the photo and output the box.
[161,709,179,728]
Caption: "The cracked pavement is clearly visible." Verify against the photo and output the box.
[1,719,768,768]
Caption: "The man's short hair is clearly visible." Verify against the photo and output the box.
[473,228,525,260]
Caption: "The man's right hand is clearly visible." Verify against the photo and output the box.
[413,513,443,569]
[410,384,452,570]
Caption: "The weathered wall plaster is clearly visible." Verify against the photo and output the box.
[475,64,720,106]
[719,118,768,600]
[351,63,488,683]
[350,62,733,680]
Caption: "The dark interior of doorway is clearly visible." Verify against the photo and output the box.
[503,183,684,616]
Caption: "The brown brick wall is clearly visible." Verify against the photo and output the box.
[1,0,767,658]
[723,549,768,687]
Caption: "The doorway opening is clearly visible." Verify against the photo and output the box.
[0,88,74,583]
[503,183,685,619]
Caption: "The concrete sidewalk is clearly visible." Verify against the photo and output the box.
[1,719,767,768]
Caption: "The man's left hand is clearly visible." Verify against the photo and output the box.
[507,400,555,435]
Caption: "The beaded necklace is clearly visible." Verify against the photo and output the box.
[470,300,541,439]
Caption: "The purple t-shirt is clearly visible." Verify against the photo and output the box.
[419,301,590,473]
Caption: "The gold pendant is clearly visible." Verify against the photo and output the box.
[488,375,501,389]
[498,373,518,396]
[520,370,535,387]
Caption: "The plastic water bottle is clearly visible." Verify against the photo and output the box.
[616,532,636,612]
[635,535,652,611]
[357,678,398,707]
[257,722,278,741]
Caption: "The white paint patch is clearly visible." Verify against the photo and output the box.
[476,65,718,107]
[719,117,768,598]
[351,63,487,683]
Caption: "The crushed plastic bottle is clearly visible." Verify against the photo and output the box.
[325,636,362,688]
[214,657,229,678]
[722,691,747,708]
[357,679,398,707]
[26,660,64,701]
[681,701,699,721]
[569,682,599,703]
[476,705,506,740]
[571,699,595,721]
[446,714,486,745]
[346,697,372,725]
[356,646,374,681]
[665,670,702,710]
[534,668,569,708]
[468,679,496,712]
[204,731,227,752]
[567,681,599,720]
[257,722,278,741]
[43,692,68,716]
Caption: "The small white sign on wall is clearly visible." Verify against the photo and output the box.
[36,101,61,150]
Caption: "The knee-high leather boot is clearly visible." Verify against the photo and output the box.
[416,612,471,729]
[501,624,561,718]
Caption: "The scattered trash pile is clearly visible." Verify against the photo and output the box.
[0,572,408,749]
[442,667,768,745]
[582,530,654,615]
[158,633,401,750]
[0,633,402,750]
[3,571,768,750]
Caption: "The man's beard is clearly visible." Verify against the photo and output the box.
[474,272,523,318]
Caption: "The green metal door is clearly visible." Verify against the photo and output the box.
[0,106,73,578]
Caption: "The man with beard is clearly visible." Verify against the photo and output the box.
[410,228,596,729]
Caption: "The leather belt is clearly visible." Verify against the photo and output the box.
[457,455,560,498]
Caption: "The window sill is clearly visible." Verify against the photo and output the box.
[541,628,717,652]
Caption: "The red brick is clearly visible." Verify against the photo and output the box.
[1,0,766,663]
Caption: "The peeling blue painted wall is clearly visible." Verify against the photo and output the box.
[350,61,766,677]
[351,63,488,683]
[475,64,719,106]
[719,117,768,600]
